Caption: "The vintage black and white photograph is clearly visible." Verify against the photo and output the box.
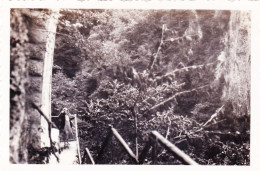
[9,8,251,165]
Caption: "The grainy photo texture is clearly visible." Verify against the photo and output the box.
[10,9,250,165]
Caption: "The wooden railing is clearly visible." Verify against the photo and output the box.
[95,126,138,164]
[46,115,198,165]
[74,114,82,164]
[50,113,82,164]
[82,148,95,164]
[140,131,199,165]
[83,126,199,165]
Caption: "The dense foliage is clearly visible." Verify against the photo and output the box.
[51,9,250,165]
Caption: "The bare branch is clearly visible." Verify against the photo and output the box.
[31,102,60,162]
[172,106,226,143]
[204,131,238,136]
[159,63,215,79]
[150,24,166,70]
[203,119,226,128]
[142,82,185,106]
[163,34,196,42]
[31,102,58,129]
[149,84,209,111]
[202,105,224,127]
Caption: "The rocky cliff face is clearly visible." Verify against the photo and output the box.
[10,9,52,163]
[10,9,30,163]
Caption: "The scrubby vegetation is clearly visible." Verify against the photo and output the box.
[51,9,250,165]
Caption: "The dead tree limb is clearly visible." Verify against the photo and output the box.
[202,105,224,127]
[172,106,226,144]
[150,84,209,111]
[157,63,214,79]
[31,102,59,163]
[172,119,227,143]
[31,102,58,129]
[150,24,165,70]
[204,131,237,136]
[185,105,225,135]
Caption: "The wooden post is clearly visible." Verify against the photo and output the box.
[40,9,59,148]
[138,137,153,164]
[74,114,82,164]
[96,127,113,163]
[152,137,158,164]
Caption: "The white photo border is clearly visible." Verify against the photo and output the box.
[1,0,259,170]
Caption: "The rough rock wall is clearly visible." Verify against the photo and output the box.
[221,11,251,117]
[25,11,47,151]
[10,9,50,163]
[10,9,29,163]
